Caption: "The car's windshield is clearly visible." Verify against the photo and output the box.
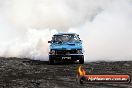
[53,34,80,43]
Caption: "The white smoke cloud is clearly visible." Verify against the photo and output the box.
[0,0,132,61]
[69,0,132,61]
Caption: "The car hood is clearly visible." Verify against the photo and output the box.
[50,42,82,50]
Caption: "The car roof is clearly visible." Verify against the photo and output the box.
[54,33,78,36]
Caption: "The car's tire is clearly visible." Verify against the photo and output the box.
[49,57,54,65]
[79,56,84,64]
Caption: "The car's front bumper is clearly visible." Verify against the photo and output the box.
[49,54,84,61]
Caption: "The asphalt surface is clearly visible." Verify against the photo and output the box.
[0,57,132,88]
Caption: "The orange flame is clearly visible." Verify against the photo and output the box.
[78,65,86,76]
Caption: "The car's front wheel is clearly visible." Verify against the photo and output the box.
[79,56,84,64]
[49,57,54,65]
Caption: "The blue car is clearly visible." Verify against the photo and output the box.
[48,33,84,64]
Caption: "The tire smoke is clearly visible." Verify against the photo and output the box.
[0,0,132,61]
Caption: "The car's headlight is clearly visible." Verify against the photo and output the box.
[77,50,82,54]
[49,50,55,54]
